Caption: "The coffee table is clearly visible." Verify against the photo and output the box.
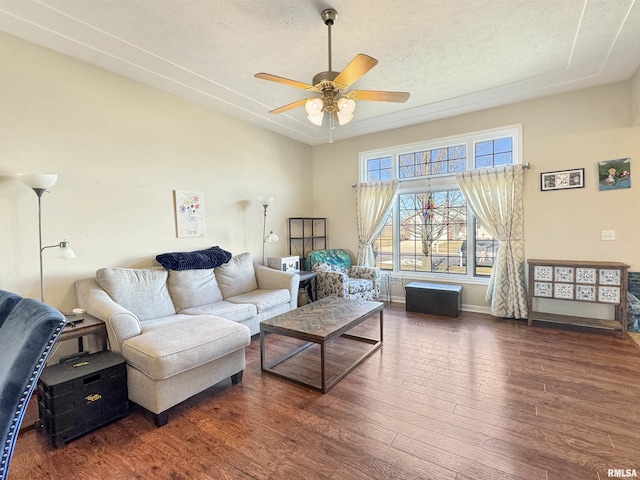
[260,296,383,393]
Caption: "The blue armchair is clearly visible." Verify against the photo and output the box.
[0,290,66,480]
[306,249,381,301]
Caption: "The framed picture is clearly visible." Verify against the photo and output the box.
[174,190,206,237]
[540,168,585,191]
[598,158,631,191]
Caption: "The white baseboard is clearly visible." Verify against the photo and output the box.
[384,295,491,315]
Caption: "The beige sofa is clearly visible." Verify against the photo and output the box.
[75,252,299,426]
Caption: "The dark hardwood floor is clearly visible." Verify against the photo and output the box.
[10,304,640,480]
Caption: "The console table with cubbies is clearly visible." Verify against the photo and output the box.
[527,259,629,337]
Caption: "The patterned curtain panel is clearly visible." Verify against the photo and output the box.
[355,180,399,266]
[455,165,528,318]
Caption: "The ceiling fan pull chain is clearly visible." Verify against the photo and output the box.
[329,114,334,143]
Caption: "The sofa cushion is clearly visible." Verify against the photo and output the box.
[167,269,223,311]
[156,246,232,270]
[313,262,347,274]
[215,252,258,298]
[225,289,291,313]
[306,249,352,272]
[121,315,250,380]
[179,301,256,322]
[348,278,374,294]
[96,268,175,321]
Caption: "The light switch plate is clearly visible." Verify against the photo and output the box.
[601,230,616,241]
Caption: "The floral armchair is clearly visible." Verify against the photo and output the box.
[306,249,380,301]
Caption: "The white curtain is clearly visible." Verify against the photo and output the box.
[455,165,528,318]
[355,180,399,266]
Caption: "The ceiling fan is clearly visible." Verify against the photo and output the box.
[255,8,410,128]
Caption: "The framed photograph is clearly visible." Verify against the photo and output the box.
[598,158,631,191]
[174,190,206,237]
[540,168,584,191]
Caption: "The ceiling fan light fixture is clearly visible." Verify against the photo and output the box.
[305,98,325,125]
[336,111,353,125]
[338,97,355,114]
[336,97,356,125]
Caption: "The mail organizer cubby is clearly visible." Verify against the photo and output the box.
[527,259,629,337]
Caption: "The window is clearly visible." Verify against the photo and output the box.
[366,156,393,181]
[362,126,520,280]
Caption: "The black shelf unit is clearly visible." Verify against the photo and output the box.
[288,218,327,270]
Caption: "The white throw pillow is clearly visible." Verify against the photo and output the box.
[167,268,223,311]
[96,267,175,321]
[215,252,258,298]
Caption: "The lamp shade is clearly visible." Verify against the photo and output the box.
[257,196,274,208]
[265,231,279,243]
[19,174,58,190]
[57,240,76,259]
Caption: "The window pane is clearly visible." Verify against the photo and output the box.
[494,152,512,166]
[474,220,498,277]
[399,191,467,274]
[449,157,465,172]
[366,156,393,182]
[476,141,493,156]
[475,155,493,168]
[474,137,513,169]
[380,169,393,180]
[449,145,466,159]
[399,153,414,179]
[399,145,467,179]
[368,171,380,181]
[494,137,512,153]
[373,212,393,270]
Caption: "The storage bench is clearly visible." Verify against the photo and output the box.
[37,350,128,447]
[405,282,462,317]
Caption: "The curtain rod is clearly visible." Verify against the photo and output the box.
[352,162,531,187]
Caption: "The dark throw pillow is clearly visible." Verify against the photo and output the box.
[155,246,232,270]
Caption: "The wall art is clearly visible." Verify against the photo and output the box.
[540,168,584,191]
[174,190,206,238]
[598,158,631,191]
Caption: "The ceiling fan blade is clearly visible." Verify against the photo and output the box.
[333,54,378,88]
[351,90,410,103]
[268,98,309,114]
[255,73,317,91]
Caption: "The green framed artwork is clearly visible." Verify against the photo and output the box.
[598,158,631,191]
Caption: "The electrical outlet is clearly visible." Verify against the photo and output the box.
[601,230,616,241]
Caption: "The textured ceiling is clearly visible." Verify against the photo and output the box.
[1,0,639,145]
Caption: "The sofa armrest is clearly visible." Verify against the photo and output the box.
[75,278,142,353]
[254,264,300,307]
[349,266,381,284]
[315,271,349,298]
[348,266,381,300]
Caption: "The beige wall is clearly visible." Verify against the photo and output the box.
[631,66,640,126]
[312,81,640,311]
[2,32,638,316]
[0,33,312,311]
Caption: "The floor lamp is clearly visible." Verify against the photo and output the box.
[19,174,76,303]
[258,196,279,265]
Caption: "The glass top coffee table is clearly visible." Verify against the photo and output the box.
[260,296,384,393]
